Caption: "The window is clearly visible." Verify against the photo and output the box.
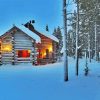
[1,43,12,53]
[17,50,30,58]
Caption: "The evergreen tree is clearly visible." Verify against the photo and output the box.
[46,25,49,32]
[53,26,63,61]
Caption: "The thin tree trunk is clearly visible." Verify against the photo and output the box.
[88,26,91,62]
[63,0,68,81]
[94,21,97,61]
[75,0,79,76]
[85,51,88,68]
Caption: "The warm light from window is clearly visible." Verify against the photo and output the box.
[1,44,12,52]
[18,50,30,58]
[43,52,46,56]
[28,50,31,53]
[49,47,52,52]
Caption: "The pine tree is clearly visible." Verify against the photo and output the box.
[53,26,63,61]
[46,25,49,32]
[52,28,57,62]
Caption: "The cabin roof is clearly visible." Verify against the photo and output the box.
[17,25,59,43]
[45,33,59,42]
[0,24,59,43]
[23,23,59,42]
[32,29,59,42]
[16,25,41,43]
[0,25,41,43]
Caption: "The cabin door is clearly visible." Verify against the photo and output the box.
[46,49,49,58]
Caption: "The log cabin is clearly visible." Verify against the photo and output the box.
[0,25,59,65]
[0,25,40,65]
[24,23,59,65]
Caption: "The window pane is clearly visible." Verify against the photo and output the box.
[18,50,30,58]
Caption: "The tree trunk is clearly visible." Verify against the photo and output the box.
[88,26,91,63]
[63,0,68,81]
[75,0,79,76]
[94,21,97,61]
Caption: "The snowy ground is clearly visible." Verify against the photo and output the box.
[0,58,100,100]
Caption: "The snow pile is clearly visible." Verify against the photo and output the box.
[0,58,100,100]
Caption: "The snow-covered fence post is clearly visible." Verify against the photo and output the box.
[63,0,68,81]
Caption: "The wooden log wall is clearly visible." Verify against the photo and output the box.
[14,30,35,63]
[1,34,13,64]
[40,36,53,59]
[52,41,58,62]
[11,32,15,65]
[32,40,37,65]
[1,29,36,65]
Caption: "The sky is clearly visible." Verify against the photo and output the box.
[0,0,63,34]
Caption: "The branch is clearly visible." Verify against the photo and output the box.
[77,44,84,49]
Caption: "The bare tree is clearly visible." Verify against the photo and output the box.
[63,0,68,81]
[75,0,79,76]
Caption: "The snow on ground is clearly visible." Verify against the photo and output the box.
[0,58,100,100]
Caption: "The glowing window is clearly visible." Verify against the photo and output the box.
[49,47,52,52]
[1,43,12,53]
[17,50,30,58]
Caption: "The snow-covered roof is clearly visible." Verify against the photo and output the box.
[23,23,59,42]
[18,25,59,43]
[16,25,41,43]
[0,25,41,43]
[0,25,59,43]
[40,31,59,42]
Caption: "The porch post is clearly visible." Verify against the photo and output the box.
[11,32,15,65]
[32,40,37,65]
